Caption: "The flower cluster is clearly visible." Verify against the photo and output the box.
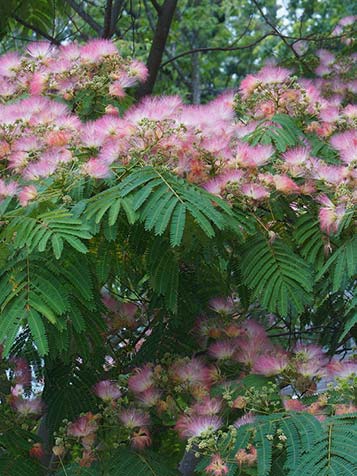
[0,35,355,235]
[0,39,147,101]
[57,297,357,470]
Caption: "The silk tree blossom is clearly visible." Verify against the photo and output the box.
[128,365,154,394]
[135,387,161,407]
[67,412,99,437]
[170,358,213,388]
[317,194,347,234]
[282,147,310,176]
[292,343,328,378]
[240,183,270,200]
[12,396,43,416]
[209,297,235,315]
[209,340,237,360]
[234,412,256,428]
[191,397,223,416]
[119,409,150,429]
[205,454,229,476]
[93,380,122,401]
[328,361,357,379]
[175,414,222,439]
[330,130,357,164]
[131,427,152,450]
[235,445,257,466]
[252,352,289,376]
[234,142,274,168]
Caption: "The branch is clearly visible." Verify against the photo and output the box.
[160,32,274,68]
[143,0,191,89]
[110,0,125,37]
[102,0,113,38]
[64,0,102,35]
[12,15,61,45]
[136,0,178,98]
[150,0,162,14]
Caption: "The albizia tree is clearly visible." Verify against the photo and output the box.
[0,16,356,476]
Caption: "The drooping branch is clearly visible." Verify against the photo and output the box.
[160,32,274,68]
[12,15,61,45]
[136,0,178,98]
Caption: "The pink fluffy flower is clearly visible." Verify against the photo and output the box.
[234,412,255,428]
[293,343,328,377]
[119,409,150,429]
[209,340,237,360]
[0,52,21,77]
[80,39,118,62]
[273,175,300,194]
[239,74,260,98]
[128,365,154,394]
[330,130,357,164]
[314,164,347,185]
[93,380,121,401]
[26,41,54,60]
[205,454,229,476]
[68,412,99,437]
[18,185,38,206]
[209,297,234,314]
[258,65,291,84]
[235,143,274,168]
[191,397,222,416]
[135,387,161,407]
[131,427,152,450]
[83,158,111,179]
[12,396,43,416]
[171,358,212,388]
[240,183,270,200]
[252,353,289,376]
[282,147,309,168]
[317,194,346,234]
[128,60,148,82]
[175,415,222,439]
[329,361,357,379]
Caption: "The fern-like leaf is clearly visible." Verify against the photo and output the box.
[241,235,313,315]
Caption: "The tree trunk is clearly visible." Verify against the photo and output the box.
[136,0,178,98]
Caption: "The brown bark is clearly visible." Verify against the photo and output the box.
[136,0,178,98]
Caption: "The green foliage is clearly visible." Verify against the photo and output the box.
[56,448,180,475]
[3,208,92,258]
[0,427,41,476]
[316,235,357,292]
[294,213,326,269]
[245,114,302,152]
[289,414,357,476]
[240,235,313,316]
[85,166,242,247]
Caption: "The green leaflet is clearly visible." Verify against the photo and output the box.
[316,236,357,292]
[2,209,92,259]
[149,239,179,312]
[288,415,357,476]
[27,308,48,356]
[241,235,313,316]
[87,166,248,248]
